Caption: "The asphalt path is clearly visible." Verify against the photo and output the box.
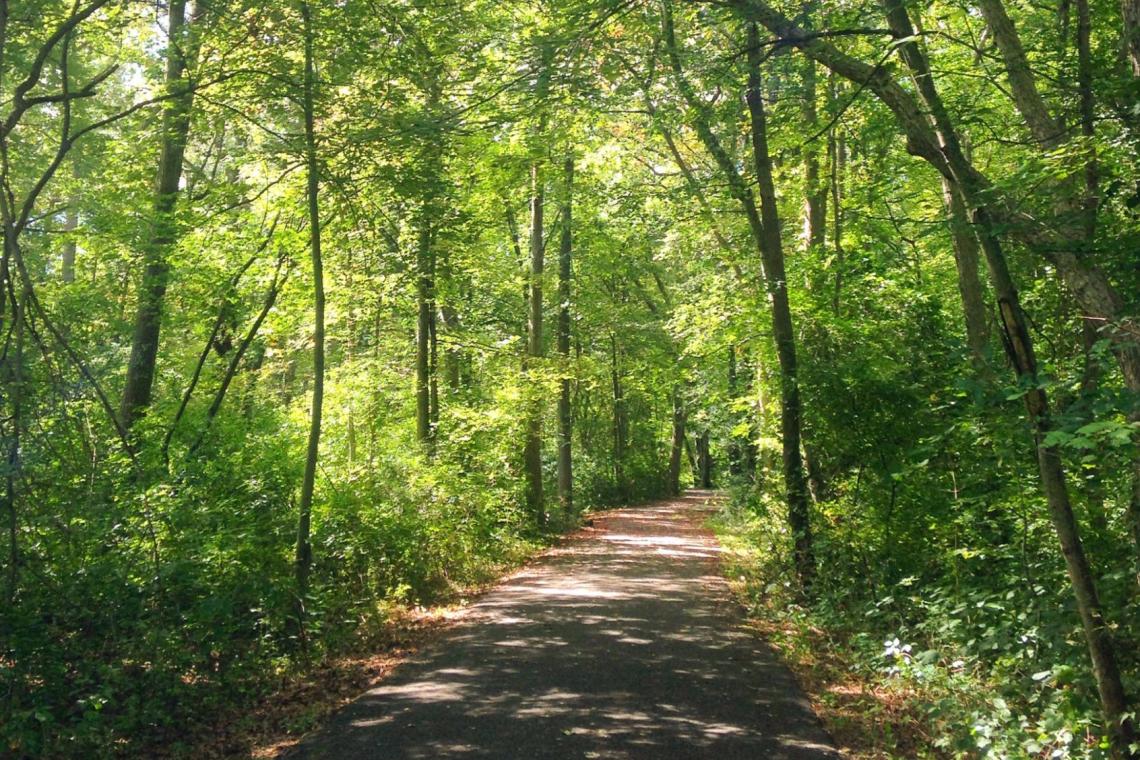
[284,490,839,759]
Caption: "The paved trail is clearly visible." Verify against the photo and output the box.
[285,491,838,759]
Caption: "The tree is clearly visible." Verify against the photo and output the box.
[119,0,200,430]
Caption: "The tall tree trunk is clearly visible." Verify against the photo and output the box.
[119,0,197,429]
[727,344,742,475]
[522,43,551,527]
[975,0,1063,149]
[663,3,815,587]
[556,157,574,516]
[803,443,827,503]
[828,76,845,316]
[801,56,826,250]
[611,334,628,502]
[697,431,712,488]
[415,209,433,446]
[293,0,325,644]
[941,179,990,365]
[523,162,546,525]
[668,385,686,495]
[4,288,24,606]
[429,296,439,432]
[745,23,815,589]
[740,347,759,480]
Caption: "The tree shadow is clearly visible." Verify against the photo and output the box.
[283,491,838,759]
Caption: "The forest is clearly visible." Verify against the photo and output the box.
[0,0,1138,757]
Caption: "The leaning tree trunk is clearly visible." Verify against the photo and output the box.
[293,0,325,644]
[556,157,574,516]
[119,0,197,429]
[878,1,1135,750]
[941,180,991,367]
[745,23,815,589]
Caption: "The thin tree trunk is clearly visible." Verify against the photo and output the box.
[941,179,990,365]
[1076,0,1098,241]
[828,91,844,316]
[668,385,686,495]
[429,295,439,432]
[503,200,528,352]
[4,288,24,606]
[523,162,546,524]
[611,333,628,502]
[415,211,433,446]
[523,42,551,527]
[684,433,699,486]
[294,0,325,644]
[803,444,827,504]
[741,347,759,480]
[745,23,815,589]
[727,344,742,475]
[556,157,573,515]
[975,0,1063,149]
[119,0,197,429]
[801,56,826,250]
[697,431,712,488]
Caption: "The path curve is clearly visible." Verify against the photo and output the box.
[284,491,838,759]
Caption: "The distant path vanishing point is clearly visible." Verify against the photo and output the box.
[284,490,839,759]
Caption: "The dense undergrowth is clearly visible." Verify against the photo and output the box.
[2,372,670,758]
[715,480,1140,759]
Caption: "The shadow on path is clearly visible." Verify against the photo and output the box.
[283,490,838,759]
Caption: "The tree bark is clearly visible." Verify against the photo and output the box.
[119,0,197,429]
[668,385,686,495]
[827,78,844,315]
[294,0,325,644]
[415,207,433,446]
[557,157,573,515]
[439,303,462,391]
[727,344,742,475]
[941,179,990,366]
[522,42,551,527]
[801,56,826,250]
[745,22,815,589]
[523,161,546,524]
[611,333,628,502]
[697,430,713,488]
[975,0,1064,149]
